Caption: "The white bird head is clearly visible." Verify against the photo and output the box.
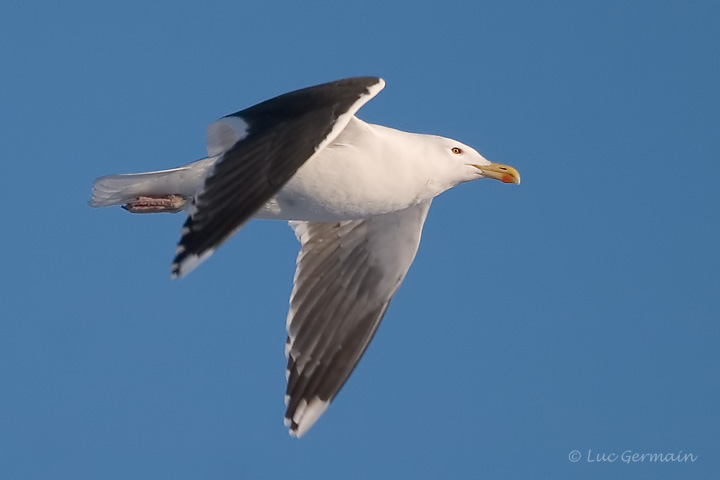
[426,135,521,187]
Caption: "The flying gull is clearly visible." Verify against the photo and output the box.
[90,77,520,437]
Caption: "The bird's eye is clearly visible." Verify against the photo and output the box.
[451,147,463,154]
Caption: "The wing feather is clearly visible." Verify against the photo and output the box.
[172,77,385,277]
[284,202,432,436]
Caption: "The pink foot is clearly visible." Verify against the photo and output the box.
[123,195,187,213]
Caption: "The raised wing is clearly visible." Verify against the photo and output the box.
[284,202,432,436]
[172,77,385,277]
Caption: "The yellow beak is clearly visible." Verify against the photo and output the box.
[472,162,521,185]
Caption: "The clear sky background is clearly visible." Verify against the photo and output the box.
[1,1,718,479]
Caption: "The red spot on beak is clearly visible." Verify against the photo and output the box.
[501,174,515,184]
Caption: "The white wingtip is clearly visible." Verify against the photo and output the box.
[171,249,214,279]
[286,397,330,438]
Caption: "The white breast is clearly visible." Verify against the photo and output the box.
[256,117,443,221]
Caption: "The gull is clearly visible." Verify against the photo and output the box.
[90,77,520,436]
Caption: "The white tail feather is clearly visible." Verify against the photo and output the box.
[89,157,216,208]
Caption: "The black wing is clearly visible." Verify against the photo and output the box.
[172,77,385,277]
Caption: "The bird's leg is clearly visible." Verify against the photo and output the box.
[122,195,187,214]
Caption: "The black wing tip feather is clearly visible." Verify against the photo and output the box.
[283,302,392,436]
[222,76,384,131]
[272,76,382,98]
[170,218,197,277]
[314,76,383,96]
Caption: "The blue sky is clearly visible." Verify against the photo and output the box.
[1,1,718,478]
